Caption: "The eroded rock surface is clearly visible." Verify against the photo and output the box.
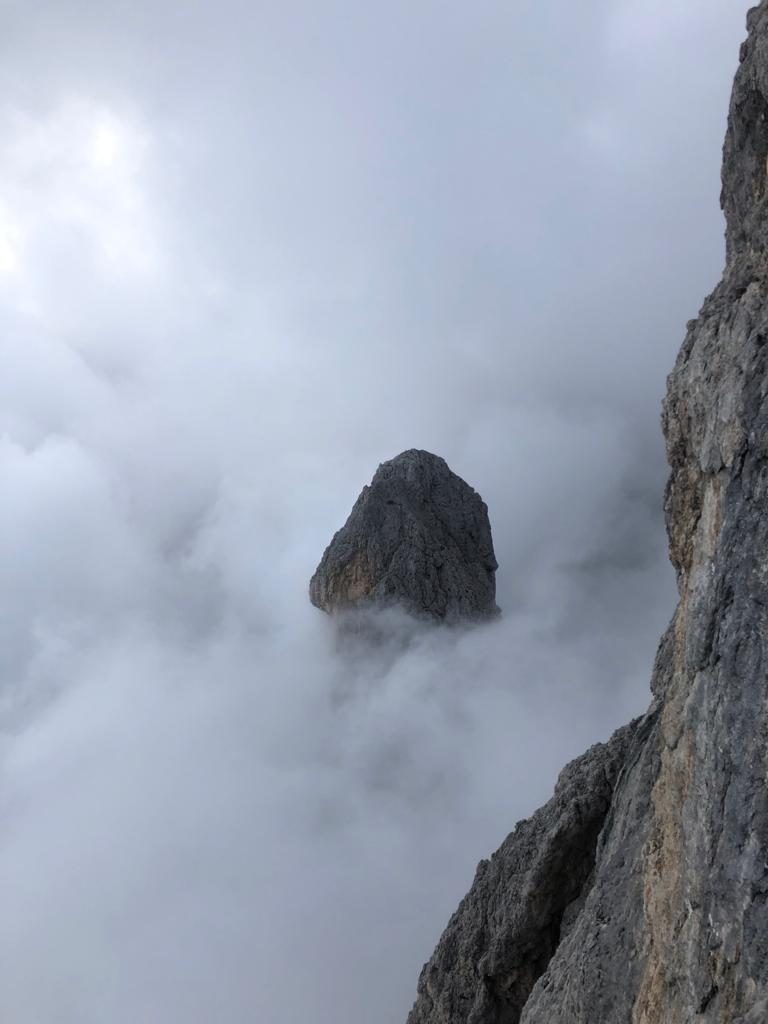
[405,5,768,1022]
[310,450,498,623]
[407,718,643,1024]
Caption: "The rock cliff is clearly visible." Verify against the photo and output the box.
[405,5,768,1022]
[310,450,498,624]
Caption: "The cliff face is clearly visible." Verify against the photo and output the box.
[310,450,498,624]
[405,5,768,1022]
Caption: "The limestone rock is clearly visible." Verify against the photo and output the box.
[310,450,498,623]
[407,718,644,1024]
[404,5,768,1022]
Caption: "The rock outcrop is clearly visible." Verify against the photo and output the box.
[310,450,498,623]
[407,718,647,1024]
[405,5,768,1023]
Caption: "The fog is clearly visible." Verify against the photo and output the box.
[0,2,748,1021]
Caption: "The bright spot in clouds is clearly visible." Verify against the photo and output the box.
[90,122,123,168]
[0,98,160,303]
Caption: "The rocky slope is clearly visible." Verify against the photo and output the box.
[310,450,498,624]
[405,5,768,1022]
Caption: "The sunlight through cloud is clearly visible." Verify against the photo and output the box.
[0,98,160,305]
[90,121,123,168]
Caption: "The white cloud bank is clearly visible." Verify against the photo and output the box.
[0,1,748,1021]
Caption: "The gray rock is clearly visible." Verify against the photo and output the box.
[310,450,499,624]
[406,718,643,1024]
[404,4,768,1022]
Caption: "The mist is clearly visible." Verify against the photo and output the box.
[0,2,748,1021]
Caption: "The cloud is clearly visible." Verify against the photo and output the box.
[0,1,748,1021]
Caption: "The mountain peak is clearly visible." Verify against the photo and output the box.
[309,450,499,624]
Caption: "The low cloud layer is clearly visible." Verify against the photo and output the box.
[0,2,748,1021]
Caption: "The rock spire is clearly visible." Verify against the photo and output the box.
[310,449,499,624]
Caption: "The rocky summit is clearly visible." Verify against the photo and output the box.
[309,449,498,624]
[404,5,768,1023]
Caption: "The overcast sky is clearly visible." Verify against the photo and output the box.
[0,2,750,1022]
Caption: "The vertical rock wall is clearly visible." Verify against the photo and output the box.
[405,5,768,1022]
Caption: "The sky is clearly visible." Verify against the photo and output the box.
[0,2,750,1022]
